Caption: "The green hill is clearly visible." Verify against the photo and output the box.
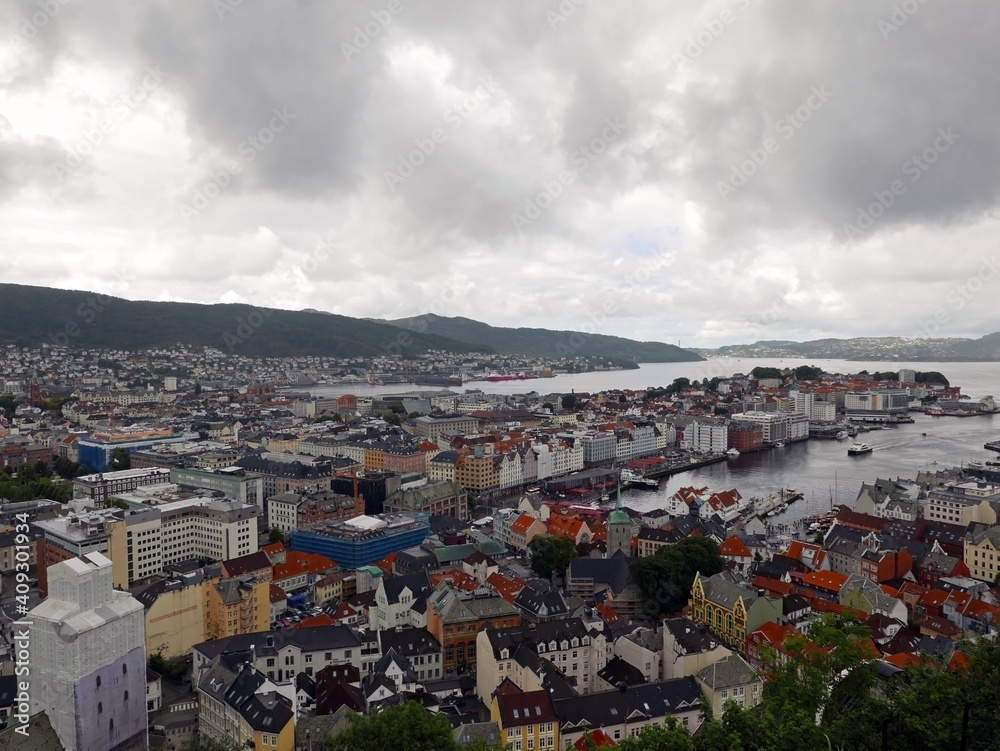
[0,284,491,357]
[385,314,703,362]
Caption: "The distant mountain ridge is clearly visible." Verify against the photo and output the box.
[384,314,704,363]
[696,334,1000,361]
[0,284,488,357]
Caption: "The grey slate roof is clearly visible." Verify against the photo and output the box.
[556,677,703,729]
[695,653,759,689]
[701,571,761,611]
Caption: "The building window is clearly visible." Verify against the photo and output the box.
[98,703,102,713]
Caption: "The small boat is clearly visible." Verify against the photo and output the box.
[836,431,848,440]
[726,448,741,458]
[774,441,785,448]
[848,442,873,456]
[968,460,985,470]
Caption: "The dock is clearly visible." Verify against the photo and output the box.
[752,488,804,518]
[643,453,727,479]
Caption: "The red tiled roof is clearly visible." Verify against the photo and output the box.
[802,570,848,593]
[511,514,539,534]
[296,614,335,629]
[269,583,287,603]
[719,536,751,557]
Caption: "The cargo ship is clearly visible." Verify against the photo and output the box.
[413,374,463,387]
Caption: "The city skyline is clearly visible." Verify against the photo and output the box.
[2,1,999,349]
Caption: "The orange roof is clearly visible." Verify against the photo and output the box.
[748,620,794,650]
[433,569,480,593]
[332,601,360,621]
[752,576,794,597]
[262,542,285,556]
[273,551,337,581]
[296,614,335,629]
[719,536,752,557]
[595,603,622,625]
[511,514,539,534]
[574,729,616,749]
[885,652,922,669]
[802,570,848,593]
[269,583,287,603]
[949,651,969,672]
[487,572,526,602]
[919,589,949,610]
[374,553,397,575]
[547,514,588,540]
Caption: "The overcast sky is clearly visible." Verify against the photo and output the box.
[2,0,999,348]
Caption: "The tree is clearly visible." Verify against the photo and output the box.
[108,447,131,471]
[666,377,691,394]
[561,393,578,410]
[629,536,726,616]
[106,498,130,510]
[750,367,783,379]
[268,528,285,545]
[542,402,554,412]
[793,365,824,381]
[527,534,578,578]
[915,371,950,387]
[15,463,35,483]
[33,460,50,477]
[617,718,694,751]
[325,700,468,751]
[381,411,402,426]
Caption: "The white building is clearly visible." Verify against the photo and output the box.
[29,552,147,751]
[682,421,728,453]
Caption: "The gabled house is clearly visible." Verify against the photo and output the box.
[661,616,732,681]
[689,571,783,649]
[719,536,753,574]
[373,571,433,631]
[555,677,703,744]
[491,680,560,751]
